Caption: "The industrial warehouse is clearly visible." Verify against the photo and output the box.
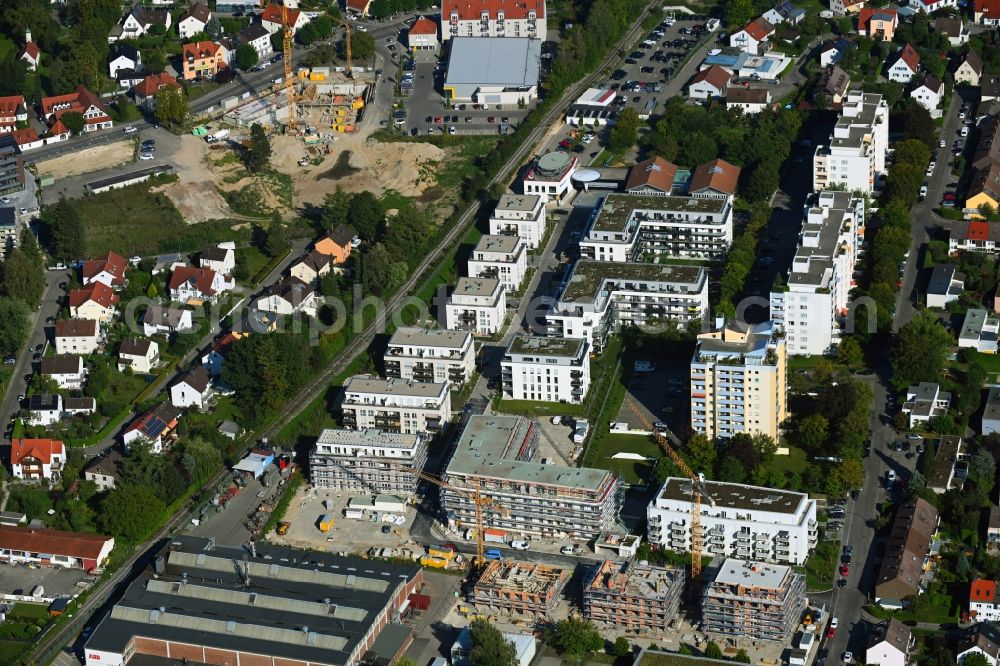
[443,37,541,104]
[83,536,424,666]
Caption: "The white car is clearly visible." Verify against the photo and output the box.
[830,617,839,630]
[939,139,946,148]
[0,197,9,204]
[139,153,154,160]
[448,126,457,135]
[124,125,137,134]
[842,652,853,664]
[510,540,530,550]
[560,546,575,555]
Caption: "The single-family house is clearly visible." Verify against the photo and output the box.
[688,65,731,100]
[181,40,228,81]
[109,5,172,43]
[199,242,236,275]
[117,338,159,373]
[689,158,741,199]
[68,282,119,323]
[0,95,28,134]
[626,156,678,195]
[177,2,212,40]
[239,23,273,59]
[910,73,943,113]
[132,72,179,111]
[254,276,319,317]
[65,397,96,418]
[984,75,1000,102]
[934,16,968,46]
[82,251,127,288]
[346,0,373,15]
[10,438,65,481]
[830,0,865,13]
[54,319,100,355]
[729,18,774,54]
[976,0,1000,26]
[819,65,851,105]
[123,403,182,453]
[951,220,1000,252]
[142,304,194,336]
[41,356,87,390]
[901,382,951,428]
[201,331,245,375]
[313,224,356,264]
[19,31,40,72]
[115,69,146,90]
[289,249,331,285]
[887,44,920,83]
[168,265,234,303]
[858,7,898,40]
[26,394,63,427]
[957,624,1000,665]
[260,3,310,34]
[967,164,1000,216]
[170,366,213,409]
[152,253,187,276]
[40,85,113,133]
[960,308,1000,354]
[911,0,958,13]
[108,44,141,77]
[983,388,1000,437]
[956,51,984,87]
[925,264,964,309]
[726,87,772,114]
[970,579,1000,622]
[408,16,438,51]
[866,619,913,666]
[84,451,124,491]
[819,37,855,68]
[762,2,806,25]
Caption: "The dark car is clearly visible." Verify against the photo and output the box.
[838,578,847,588]
[624,58,638,65]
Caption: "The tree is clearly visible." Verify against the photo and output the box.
[206,15,222,38]
[155,85,188,128]
[891,310,952,389]
[235,43,259,71]
[733,649,751,663]
[964,653,991,666]
[725,0,754,27]
[0,296,30,358]
[40,198,84,261]
[99,484,166,541]
[271,31,285,54]
[0,247,45,307]
[350,31,376,62]
[610,637,631,658]
[836,335,864,367]
[685,434,717,476]
[607,107,640,153]
[85,361,111,398]
[265,212,287,257]
[552,618,604,657]
[900,101,937,149]
[838,457,864,491]
[0,59,27,97]
[348,191,383,241]
[247,123,271,172]
[704,642,723,659]
[469,619,516,666]
[322,187,352,228]
[60,111,85,134]
[717,454,746,483]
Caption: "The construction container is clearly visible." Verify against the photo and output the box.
[309,72,326,81]
[336,108,346,116]
[313,66,330,76]
[319,514,335,532]
[420,555,449,569]
[427,545,455,561]
[297,68,310,79]
[483,528,507,544]
[344,508,365,520]
[352,97,365,110]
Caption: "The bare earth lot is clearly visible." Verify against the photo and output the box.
[35,142,134,179]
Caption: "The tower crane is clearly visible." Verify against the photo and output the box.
[623,398,714,578]
[282,3,296,130]
[341,20,352,75]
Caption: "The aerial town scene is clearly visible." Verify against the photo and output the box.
[2,0,1000,665]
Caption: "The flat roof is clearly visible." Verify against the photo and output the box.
[560,260,705,302]
[85,165,173,191]
[85,536,420,666]
[446,415,613,491]
[445,37,541,87]
[388,327,471,349]
[453,276,501,296]
[985,387,1000,424]
[316,428,422,449]
[591,193,728,232]
[659,477,807,515]
[712,558,794,590]
[495,193,541,212]
[343,375,446,399]
[507,335,585,358]
[474,234,522,254]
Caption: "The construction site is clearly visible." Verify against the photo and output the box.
[468,560,570,619]
[583,560,686,635]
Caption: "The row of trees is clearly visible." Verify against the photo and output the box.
[717,202,770,318]
[0,228,45,359]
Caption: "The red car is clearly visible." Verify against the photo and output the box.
[943,192,957,201]
[559,138,572,148]
[826,626,836,638]
[839,564,849,577]
[434,116,443,124]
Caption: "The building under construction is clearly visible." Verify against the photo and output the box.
[469,560,570,618]
[583,560,685,634]
[701,558,806,643]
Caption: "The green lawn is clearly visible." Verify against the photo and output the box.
[771,446,807,475]
[586,433,662,485]
[494,398,586,418]
[10,603,49,620]
[235,246,271,281]
[103,370,150,403]
[804,538,839,592]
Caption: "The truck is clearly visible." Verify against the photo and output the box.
[638,99,656,121]
[420,555,449,569]
[318,514,335,532]
[573,419,590,444]
[206,128,229,144]
[483,528,508,544]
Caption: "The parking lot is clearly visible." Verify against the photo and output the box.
[615,365,689,433]
[0,563,94,601]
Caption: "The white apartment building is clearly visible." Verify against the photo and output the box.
[579,193,733,262]
[309,428,428,495]
[443,277,507,336]
[770,191,866,356]
[690,320,788,441]
[501,335,591,404]
[441,0,546,42]
[522,151,577,204]
[901,382,951,429]
[340,375,451,435]
[813,91,889,194]
[467,235,528,291]
[648,478,818,565]
[546,261,709,355]
[489,193,546,249]
[383,327,476,386]
[959,308,1000,353]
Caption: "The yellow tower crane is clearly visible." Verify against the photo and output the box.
[624,398,714,579]
[342,20,352,74]
[282,3,295,130]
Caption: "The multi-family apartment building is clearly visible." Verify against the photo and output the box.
[951,220,1000,253]
[702,559,807,642]
[875,498,939,608]
[339,375,451,436]
[467,235,528,291]
[813,90,888,193]
[0,135,24,197]
[770,191,866,356]
[959,308,1000,353]
[0,207,18,259]
[522,151,577,204]
[441,415,622,539]
[443,277,507,336]
[489,193,546,249]
[583,560,685,633]
[309,428,428,495]
[441,0,546,42]
[383,327,475,386]
[579,193,734,262]
[545,261,709,354]
[501,335,591,404]
[690,320,787,441]
[647,478,818,565]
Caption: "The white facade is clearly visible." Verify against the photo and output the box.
[27,395,63,427]
[444,277,507,336]
[580,194,733,263]
[813,91,889,193]
[770,192,866,356]
[911,78,943,112]
[912,0,957,12]
[383,327,476,386]
[489,193,546,249]
[142,305,193,336]
[309,428,428,494]
[545,261,709,355]
[901,382,952,429]
[959,309,1000,353]
[866,620,913,666]
[199,242,235,275]
[42,356,87,390]
[501,335,591,404]
[441,0,546,42]
[170,369,212,409]
[648,478,818,565]
[54,321,100,355]
[340,375,452,436]
[887,55,918,83]
[117,340,159,373]
[522,152,577,204]
[467,235,527,291]
[108,52,139,77]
